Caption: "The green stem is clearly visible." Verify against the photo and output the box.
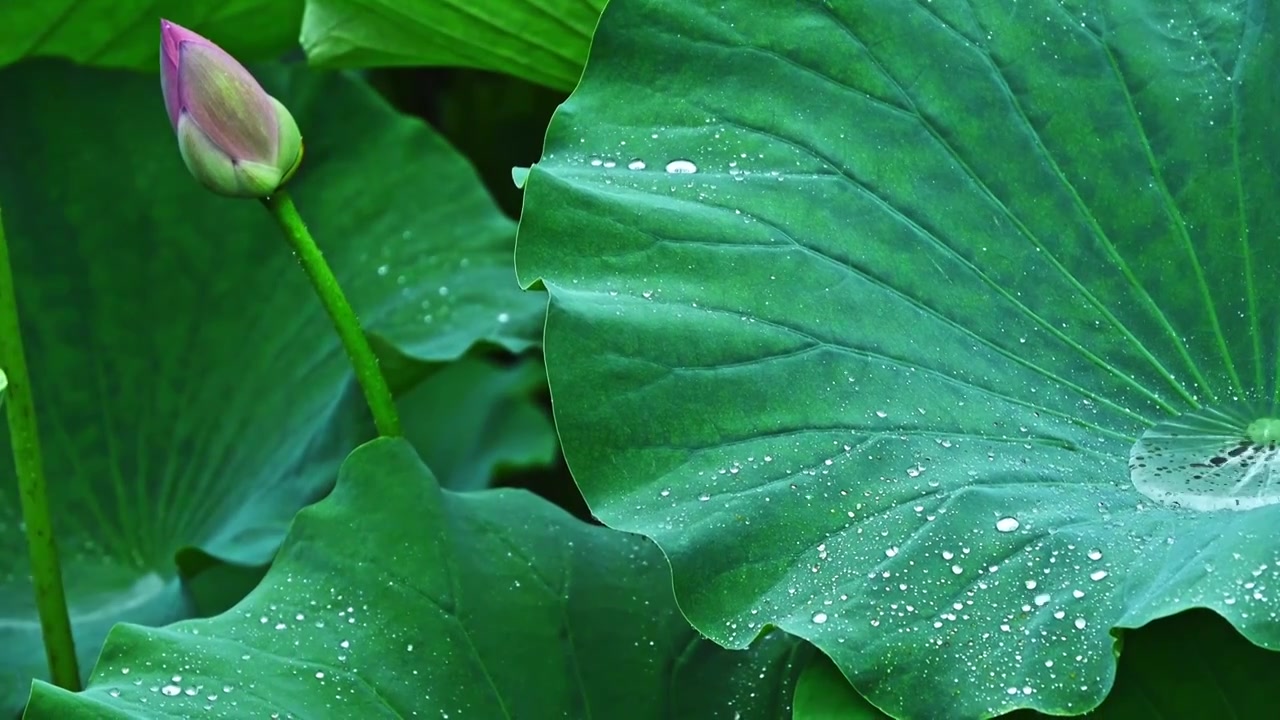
[261,190,401,437]
[0,206,81,690]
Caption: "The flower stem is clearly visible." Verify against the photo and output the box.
[261,190,401,437]
[0,206,81,691]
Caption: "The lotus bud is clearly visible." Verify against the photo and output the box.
[159,19,303,198]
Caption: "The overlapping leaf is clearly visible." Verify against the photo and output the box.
[0,59,542,712]
[301,0,605,90]
[25,439,808,719]
[399,354,556,491]
[514,0,1280,717]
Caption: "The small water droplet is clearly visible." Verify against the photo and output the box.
[812,612,828,624]
[1087,548,1103,561]
[1074,617,1087,629]
[1090,570,1109,581]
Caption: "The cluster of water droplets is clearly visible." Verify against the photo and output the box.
[361,236,516,329]
[82,578,463,718]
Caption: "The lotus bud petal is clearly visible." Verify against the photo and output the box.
[159,19,303,198]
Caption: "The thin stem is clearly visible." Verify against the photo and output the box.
[0,206,81,690]
[260,190,401,437]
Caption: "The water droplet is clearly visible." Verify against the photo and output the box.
[1074,617,1087,629]
[497,312,510,323]
[315,671,325,679]
[161,685,181,697]
[376,265,389,276]
[1090,570,1109,581]
[812,612,828,624]
[995,517,1020,532]
[1087,548,1103,561]
[1130,402,1280,511]
[627,159,646,170]
[665,159,698,174]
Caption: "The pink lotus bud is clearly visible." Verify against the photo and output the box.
[159,19,303,198]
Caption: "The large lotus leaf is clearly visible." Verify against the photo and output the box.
[0,60,542,713]
[25,438,809,719]
[300,0,605,90]
[0,1,303,71]
[514,0,1280,717]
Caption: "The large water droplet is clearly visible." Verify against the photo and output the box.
[627,159,646,170]
[995,517,1020,532]
[665,159,698,174]
[812,612,828,624]
[1129,401,1280,511]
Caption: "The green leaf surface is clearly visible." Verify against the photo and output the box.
[515,1,1280,717]
[0,60,542,713]
[0,1,303,71]
[25,438,808,719]
[300,0,605,90]
[399,354,556,492]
